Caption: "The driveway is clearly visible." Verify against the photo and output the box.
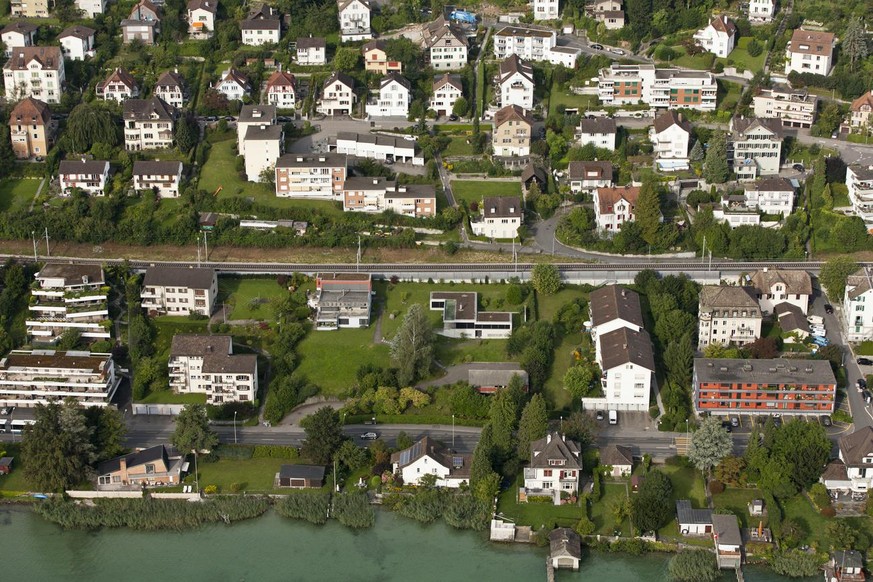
[417,362,526,390]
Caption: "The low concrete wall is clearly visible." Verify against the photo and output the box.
[66,490,142,499]
[151,493,201,501]
[132,403,185,416]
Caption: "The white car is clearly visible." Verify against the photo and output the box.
[359,432,379,440]
[807,315,824,325]
[609,48,625,55]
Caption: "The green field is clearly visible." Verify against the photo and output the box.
[152,317,210,360]
[218,277,290,321]
[450,181,523,205]
[195,457,295,492]
[139,391,208,404]
[722,37,767,73]
[543,334,578,411]
[660,464,707,508]
[496,475,584,529]
[713,487,765,529]
[0,178,39,212]
[295,326,390,396]
[548,88,599,117]
[435,337,511,366]
[442,136,476,157]
[590,482,633,535]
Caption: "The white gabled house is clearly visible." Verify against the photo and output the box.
[497,54,534,111]
[186,0,217,38]
[748,269,812,315]
[470,196,522,240]
[748,0,775,22]
[822,427,873,494]
[265,70,297,109]
[429,73,463,117]
[241,3,281,46]
[337,0,372,42]
[594,185,640,232]
[391,437,471,488]
[58,26,96,61]
[576,117,617,151]
[1,22,37,58]
[296,36,327,66]
[96,68,139,102]
[154,69,186,109]
[785,29,836,77]
[423,16,468,71]
[132,160,183,198]
[567,160,613,193]
[319,72,356,116]
[532,0,559,20]
[523,432,581,502]
[216,68,250,101]
[844,266,873,343]
[366,72,411,118]
[58,159,110,196]
[243,124,283,182]
[693,15,736,58]
[650,110,692,162]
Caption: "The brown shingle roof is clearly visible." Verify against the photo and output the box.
[577,117,616,135]
[821,459,849,482]
[530,432,581,469]
[265,70,296,88]
[749,269,812,296]
[123,96,175,121]
[241,18,280,30]
[169,334,231,357]
[187,0,217,12]
[99,67,138,91]
[699,286,761,313]
[482,196,521,218]
[493,104,533,127]
[132,160,182,176]
[297,36,325,49]
[839,427,873,467]
[362,39,386,53]
[847,267,873,300]
[549,528,582,560]
[498,54,533,84]
[381,72,411,91]
[851,91,873,113]
[600,444,633,467]
[6,46,62,70]
[652,110,691,134]
[390,436,472,479]
[710,15,736,35]
[1,21,38,36]
[596,185,640,216]
[433,73,462,92]
[599,326,655,372]
[568,160,613,181]
[323,71,355,90]
[221,68,249,88]
[746,176,794,193]
[788,29,835,57]
[10,97,50,126]
[589,284,644,328]
[423,16,467,48]
[58,159,110,176]
[155,69,184,90]
[59,25,95,40]
[731,116,782,138]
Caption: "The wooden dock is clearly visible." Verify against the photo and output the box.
[546,558,555,582]
[736,566,745,582]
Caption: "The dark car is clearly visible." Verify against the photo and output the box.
[771,415,782,427]
[589,43,604,50]
[595,410,605,421]
[824,304,834,314]
[448,114,459,121]
[858,378,868,390]
[721,421,732,433]
[359,432,379,440]
[858,358,873,366]
[820,415,832,427]
[792,163,805,172]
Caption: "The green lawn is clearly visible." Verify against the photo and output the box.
[295,326,390,396]
[713,487,765,529]
[724,37,767,73]
[442,136,476,157]
[543,334,578,411]
[590,482,632,535]
[717,79,744,111]
[435,337,511,366]
[195,457,293,493]
[496,475,585,529]
[450,180,523,205]
[152,317,210,360]
[781,493,831,547]
[538,287,588,322]
[218,277,290,321]
[0,178,39,212]
[548,87,599,117]
[663,46,713,70]
[0,445,34,494]
[661,465,707,507]
[139,391,207,405]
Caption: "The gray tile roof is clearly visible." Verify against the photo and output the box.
[577,117,616,135]
[568,160,613,181]
[37,263,105,285]
[699,286,761,314]
[123,97,175,122]
[712,513,742,546]
[839,427,873,467]
[279,464,326,480]
[549,528,582,560]
[143,266,215,289]
[482,196,521,218]
[749,269,812,296]
[58,159,109,176]
[97,444,169,476]
[244,124,283,141]
[589,285,644,328]
[529,432,581,470]
[599,327,655,372]
[676,499,712,525]
[132,160,182,176]
[693,358,836,386]
[600,444,633,467]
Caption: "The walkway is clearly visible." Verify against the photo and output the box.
[279,397,345,426]
[27,176,46,212]
[417,362,525,390]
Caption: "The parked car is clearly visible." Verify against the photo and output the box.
[609,48,625,55]
[807,315,823,325]
[858,358,873,366]
[589,43,604,50]
[812,336,829,346]
[595,410,605,421]
[792,163,805,172]
[448,114,459,121]
[772,415,782,427]
[730,415,739,427]
[608,410,618,425]
[359,432,379,440]
[810,325,826,335]
[857,378,867,390]
[824,304,834,314]
[820,415,832,427]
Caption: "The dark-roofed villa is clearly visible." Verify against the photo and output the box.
[96,445,185,490]
[429,291,513,339]
[142,266,217,317]
[391,436,471,487]
[523,432,581,504]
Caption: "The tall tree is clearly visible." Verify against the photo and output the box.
[626,0,652,40]
[22,400,95,491]
[562,411,598,446]
[563,363,599,398]
[842,18,868,70]
[703,132,729,184]
[488,386,521,458]
[820,256,859,303]
[516,394,548,459]
[631,469,673,532]
[635,178,662,247]
[769,421,831,489]
[300,406,344,464]
[390,303,435,386]
[61,103,119,153]
[688,140,704,162]
[530,263,562,295]
[469,425,500,502]
[688,417,733,478]
[171,404,218,454]
[663,332,694,386]
[175,114,199,154]
[84,406,128,462]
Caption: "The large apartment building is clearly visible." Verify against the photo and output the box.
[169,335,258,404]
[598,64,717,111]
[141,266,217,316]
[847,165,873,229]
[729,116,783,181]
[693,358,836,416]
[697,285,763,350]
[429,292,513,339]
[4,46,65,104]
[309,273,372,330]
[0,350,120,408]
[752,86,817,129]
[10,0,50,17]
[274,153,347,199]
[342,177,436,217]
[9,97,53,159]
[843,266,873,342]
[27,263,110,344]
[493,25,557,61]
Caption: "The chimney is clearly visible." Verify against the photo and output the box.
[119,456,128,483]
[546,433,552,444]
[562,434,566,442]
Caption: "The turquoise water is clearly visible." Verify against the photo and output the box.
[0,507,809,582]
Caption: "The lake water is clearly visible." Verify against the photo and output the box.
[0,507,811,582]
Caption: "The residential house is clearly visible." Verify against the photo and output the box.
[748,0,775,22]
[274,152,347,199]
[589,0,625,30]
[546,46,581,68]
[549,529,582,572]
[847,165,873,229]
[823,550,866,582]
[168,334,258,404]
[785,29,836,76]
[712,514,743,569]
[342,176,436,217]
[576,117,616,150]
[697,285,763,350]
[76,0,106,18]
[676,499,713,535]
[309,273,372,330]
[492,104,533,157]
[154,69,186,109]
[567,160,613,193]
[0,350,119,409]
[533,0,560,20]
[187,0,217,38]
[27,263,110,343]
[244,124,283,182]
[58,159,110,196]
[597,64,717,111]
[58,26,96,61]
[753,86,817,128]
[337,0,372,42]
[296,36,327,66]
[391,436,472,488]
[97,68,139,102]
[650,110,692,163]
[8,97,53,160]
[430,73,464,116]
[749,269,811,314]
[10,0,49,17]
[593,185,640,232]
[132,160,183,198]
[319,72,356,116]
[729,116,783,181]
[3,46,65,104]
[141,266,217,316]
[467,368,529,394]
[523,432,581,499]
[850,91,873,132]
[600,444,633,477]
[423,16,468,71]
[236,104,276,155]
[743,176,795,215]
[1,22,37,58]
[429,292,513,339]
[216,68,250,101]
[331,132,424,165]
[693,357,836,416]
[366,73,411,118]
[123,97,176,151]
[776,302,810,343]
[362,40,402,74]
[497,55,534,110]
[263,70,297,109]
[521,163,547,193]
[844,266,873,342]
[694,15,736,58]
[276,465,326,488]
[96,445,184,490]
[710,202,762,229]
[493,25,557,61]
[588,285,644,351]
[823,427,873,493]
[596,326,655,412]
[241,18,281,46]
[122,0,161,45]
[470,195,522,239]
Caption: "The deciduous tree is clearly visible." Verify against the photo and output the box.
[688,417,733,478]
[562,411,598,446]
[62,103,119,153]
[390,303,435,386]
[172,404,218,456]
[530,263,562,295]
[516,394,548,459]
[22,400,95,491]
[301,406,345,464]
[563,363,599,398]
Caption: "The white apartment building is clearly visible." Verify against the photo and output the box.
[693,15,736,58]
[296,37,327,65]
[567,160,613,193]
[3,46,65,104]
[274,153,348,200]
[848,165,873,229]
[588,285,643,362]
[424,16,468,71]
[244,124,283,182]
[310,273,372,330]
[27,263,110,343]
[141,266,217,316]
[123,97,176,151]
[844,267,873,342]
[58,159,110,196]
[748,0,775,22]
[169,335,258,405]
[366,73,411,118]
[58,26,96,61]
[430,73,463,117]
[154,69,186,109]
[533,0,559,20]
[493,25,557,61]
[337,0,372,42]
[391,437,472,488]
[216,68,249,101]
[752,86,817,128]
[0,350,119,408]
[697,285,763,350]
[497,55,534,111]
[241,19,281,45]
[1,22,36,58]
[76,0,106,17]
[319,72,356,116]
[594,185,640,232]
[743,176,795,216]
[649,110,692,161]
[598,64,717,111]
[729,116,783,181]
[265,70,297,109]
[785,29,836,76]
[546,46,581,68]
[332,132,424,165]
[711,204,762,229]
[576,117,616,151]
[523,432,582,498]
[749,269,812,315]
[470,196,522,239]
[132,160,183,198]
[237,104,276,156]
[97,68,139,103]
[343,177,436,217]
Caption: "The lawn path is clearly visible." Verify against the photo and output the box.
[28,177,46,212]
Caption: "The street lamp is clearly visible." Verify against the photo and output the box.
[233,411,238,445]
[193,449,200,494]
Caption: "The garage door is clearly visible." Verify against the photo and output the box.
[557,558,574,567]
[289,478,305,487]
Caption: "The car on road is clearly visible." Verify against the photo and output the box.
[589,43,604,50]
[359,432,379,440]
[595,410,604,421]
[858,378,868,391]
[864,390,872,404]
[824,304,834,314]
[448,114,459,121]
[820,415,832,427]
[858,358,873,366]
[832,131,839,139]
[609,48,625,55]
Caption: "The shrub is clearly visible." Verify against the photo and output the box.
[203,485,218,495]
[591,470,603,501]
[252,445,298,459]
[809,483,830,510]
[230,482,242,493]
[747,39,763,57]
[575,515,596,535]
[332,492,375,528]
[443,494,490,531]
[821,506,837,518]
[275,490,330,525]
[708,480,725,495]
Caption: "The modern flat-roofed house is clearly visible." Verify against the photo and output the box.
[492,104,533,157]
[693,15,736,58]
[27,263,110,343]
[154,69,186,109]
[132,160,183,198]
[331,132,424,165]
[169,334,258,404]
[600,444,633,477]
[497,55,534,110]
[276,464,326,488]
[423,16,468,71]
[844,267,873,342]
[141,266,217,316]
[391,436,472,487]
[0,350,119,408]
[4,46,65,104]
[729,116,783,181]
[470,196,522,239]
[97,68,139,102]
[468,368,528,394]
[429,291,513,339]
[576,117,616,151]
[319,72,356,116]
[58,159,110,196]
[743,176,795,216]
[712,514,743,569]
[697,285,763,350]
[244,124,283,182]
[362,40,402,75]
[568,160,613,193]
[848,165,873,229]
[296,36,327,65]
[123,96,176,151]
[785,28,836,76]
[187,0,217,38]
[96,445,184,490]
[753,86,817,128]
[265,70,297,109]
[822,427,873,494]
[523,432,581,502]
[275,152,347,199]
[823,550,866,582]
[430,73,464,117]
[342,177,436,217]
[9,97,53,160]
[1,22,37,58]
[693,358,836,416]
[493,25,557,61]
[650,110,692,164]
[597,64,717,110]
[748,269,811,315]
[309,273,372,330]
[676,499,713,535]
[366,72,411,118]
[594,185,641,232]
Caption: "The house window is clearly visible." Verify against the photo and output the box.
[145,464,156,474]
[544,469,552,477]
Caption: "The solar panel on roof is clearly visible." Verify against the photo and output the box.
[452,456,463,468]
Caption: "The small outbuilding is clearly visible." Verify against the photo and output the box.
[549,527,582,571]
[676,499,713,535]
[276,464,326,488]
[824,550,865,582]
[0,456,13,475]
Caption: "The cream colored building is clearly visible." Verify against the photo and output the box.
[169,335,258,405]
[9,97,52,159]
[697,286,763,350]
[492,104,533,157]
[141,266,217,316]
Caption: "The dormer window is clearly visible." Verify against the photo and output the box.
[548,459,566,466]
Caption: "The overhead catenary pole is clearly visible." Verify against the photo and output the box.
[196,233,201,267]
[31,230,37,262]
[44,227,50,256]
[356,235,361,272]
[701,235,706,263]
[203,231,208,261]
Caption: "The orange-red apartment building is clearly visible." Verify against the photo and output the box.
[693,358,836,415]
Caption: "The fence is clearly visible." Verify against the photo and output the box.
[65,490,201,501]
[132,403,186,416]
